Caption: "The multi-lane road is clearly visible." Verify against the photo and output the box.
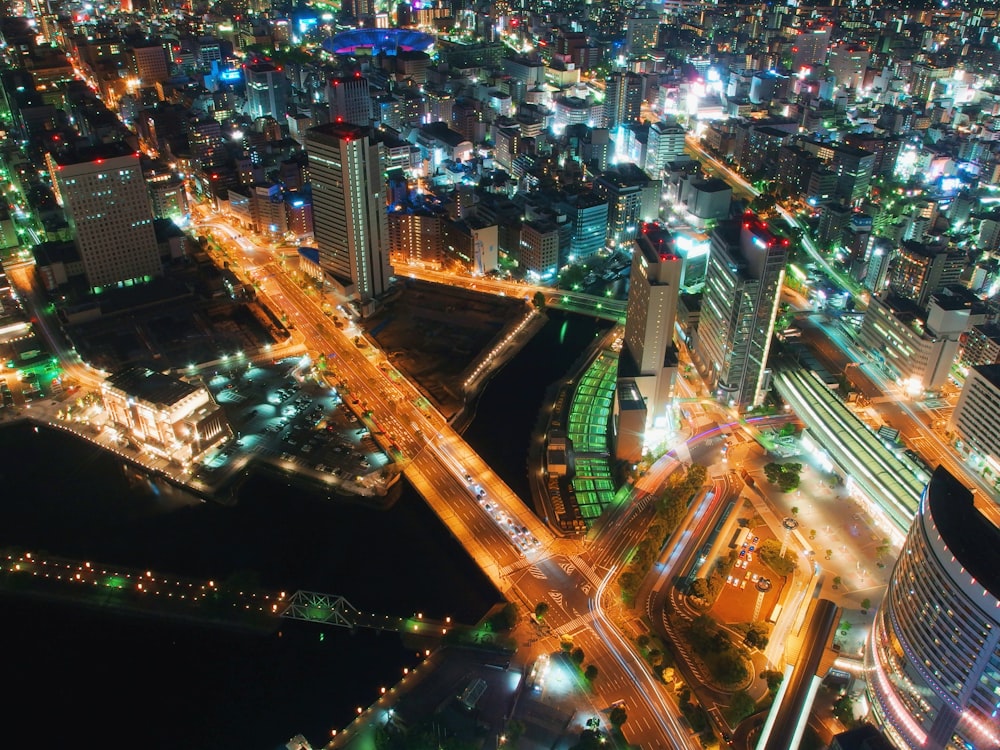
[193,207,723,749]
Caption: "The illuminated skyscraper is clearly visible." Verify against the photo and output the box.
[867,466,1000,750]
[306,123,391,314]
[604,71,643,129]
[327,74,372,128]
[245,63,289,121]
[616,222,682,460]
[55,146,161,291]
[694,216,786,410]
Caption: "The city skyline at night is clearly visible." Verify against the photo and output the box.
[4,0,1000,748]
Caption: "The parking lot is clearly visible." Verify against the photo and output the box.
[192,356,392,494]
[710,525,783,625]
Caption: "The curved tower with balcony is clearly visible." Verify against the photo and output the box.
[867,467,1000,750]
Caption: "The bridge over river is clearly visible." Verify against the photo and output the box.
[0,550,461,639]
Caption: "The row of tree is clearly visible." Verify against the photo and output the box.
[617,464,708,601]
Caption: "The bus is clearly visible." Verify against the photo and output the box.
[768,603,782,624]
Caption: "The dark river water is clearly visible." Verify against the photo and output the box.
[0,310,610,749]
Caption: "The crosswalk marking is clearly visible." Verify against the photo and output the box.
[553,612,593,635]
[499,559,534,577]
[569,555,602,586]
[528,565,547,580]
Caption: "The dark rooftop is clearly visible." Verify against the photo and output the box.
[972,322,1000,342]
[927,466,1000,599]
[972,363,1000,387]
[53,141,136,167]
[105,366,199,407]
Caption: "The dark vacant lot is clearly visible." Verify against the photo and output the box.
[364,280,527,415]
[70,297,278,372]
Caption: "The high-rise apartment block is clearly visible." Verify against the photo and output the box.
[888,241,966,310]
[306,123,391,313]
[388,209,445,270]
[604,71,643,129]
[55,147,161,291]
[694,216,787,410]
[594,163,660,251]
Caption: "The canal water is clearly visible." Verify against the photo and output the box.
[0,310,610,749]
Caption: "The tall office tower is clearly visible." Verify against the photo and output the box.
[830,144,875,206]
[604,71,643,129]
[327,74,372,127]
[620,222,683,428]
[789,24,831,72]
[493,121,521,172]
[306,123,391,313]
[695,216,787,411]
[55,146,161,291]
[245,63,289,121]
[867,466,1000,750]
[644,119,687,177]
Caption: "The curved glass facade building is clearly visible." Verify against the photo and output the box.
[867,467,1000,750]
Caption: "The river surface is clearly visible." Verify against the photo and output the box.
[0,310,610,749]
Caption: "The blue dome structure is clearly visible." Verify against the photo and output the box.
[323,28,435,56]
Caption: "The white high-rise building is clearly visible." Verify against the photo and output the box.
[618,222,682,433]
[306,122,391,314]
[644,119,687,177]
[55,147,161,291]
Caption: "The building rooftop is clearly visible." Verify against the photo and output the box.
[53,141,137,167]
[972,363,1000,387]
[105,366,199,408]
[693,177,731,193]
[972,322,1000,342]
[928,466,1000,597]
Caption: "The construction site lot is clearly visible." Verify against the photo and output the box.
[363,280,528,417]
[68,292,279,373]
